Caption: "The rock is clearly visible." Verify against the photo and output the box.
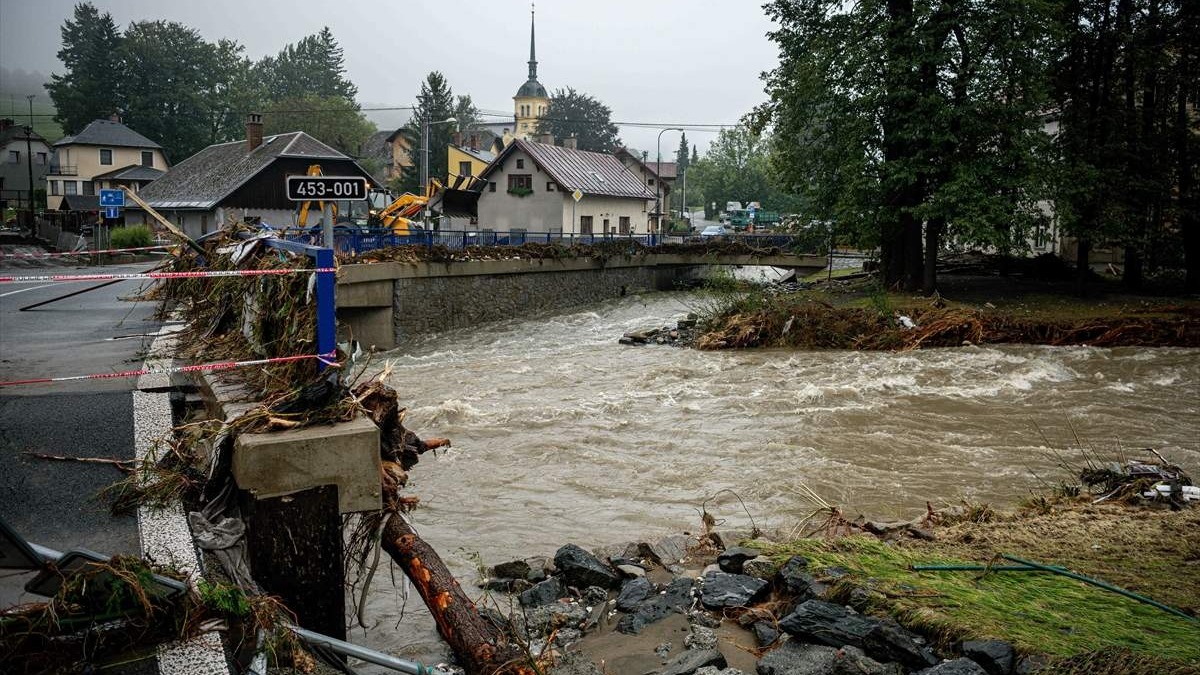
[685,626,718,651]
[478,605,510,632]
[555,544,620,590]
[743,557,778,580]
[617,563,646,578]
[554,627,583,647]
[701,571,769,609]
[548,651,605,675]
[718,546,761,574]
[662,648,727,675]
[678,318,698,329]
[752,621,780,646]
[756,640,839,675]
[515,602,589,638]
[483,577,515,592]
[616,577,653,611]
[915,659,989,675]
[833,646,904,675]
[528,567,549,584]
[618,336,638,346]
[779,600,874,648]
[625,326,662,343]
[1013,655,1049,675]
[690,610,723,628]
[696,669,747,675]
[491,559,531,580]
[778,556,816,597]
[583,585,608,606]
[520,578,566,607]
[961,640,1015,675]
[656,642,674,659]
[641,534,691,567]
[862,620,937,669]
[616,576,694,634]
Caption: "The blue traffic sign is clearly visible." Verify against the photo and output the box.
[105,206,121,219]
[99,189,125,207]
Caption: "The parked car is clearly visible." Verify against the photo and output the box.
[700,225,729,238]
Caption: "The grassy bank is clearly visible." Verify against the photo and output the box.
[749,503,1200,673]
[694,273,1200,350]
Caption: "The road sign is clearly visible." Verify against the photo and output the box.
[286,176,367,201]
[572,188,583,202]
[105,206,120,219]
[98,189,124,208]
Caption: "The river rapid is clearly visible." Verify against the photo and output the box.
[357,290,1199,664]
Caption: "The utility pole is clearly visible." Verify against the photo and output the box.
[25,96,37,236]
[421,116,457,230]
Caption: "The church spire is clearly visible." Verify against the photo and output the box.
[528,3,538,81]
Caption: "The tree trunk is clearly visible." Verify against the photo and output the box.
[1123,246,1143,290]
[903,214,923,292]
[1075,237,1092,296]
[924,219,942,293]
[381,512,532,675]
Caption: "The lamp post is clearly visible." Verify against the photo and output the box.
[655,127,683,243]
[421,116,457,229]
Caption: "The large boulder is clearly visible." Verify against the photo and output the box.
[915,659,989,675]
[616,576,652,612]
[662,649,727,675]
[833,646,905,675]
[778,600,874,647]
[641,534,691,567]
[862,620,937,669]
[701,571,770,610]
[756,640,839,675]
[616,576,694,634]
[961,640,1015,675]
[491,559,531,580]
[555,544,620,589]
[718,546,761,574]
[778,556,816,597]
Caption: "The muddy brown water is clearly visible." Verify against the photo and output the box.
[353,291,1200,669]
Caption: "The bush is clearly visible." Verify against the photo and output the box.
[110,225,153,249]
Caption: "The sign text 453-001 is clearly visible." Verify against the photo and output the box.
[286,176,367,201]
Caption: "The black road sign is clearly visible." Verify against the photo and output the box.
[286,175,368,201]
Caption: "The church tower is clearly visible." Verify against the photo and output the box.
[513,4,549,141]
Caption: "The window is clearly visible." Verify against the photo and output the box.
[647,178,655,186]
[64,180,78,195]
[141,151,153,167]
[546,182,555,192]
[507,174,532,192]
[516,159,525,169]
[36,152,47,165]
[580,215,593,234]
[201,214,209,234]
[619,216,630,234]
[82,181,95,196]
[7,150,18,163]
[458,161,473,177]
[99,148,113,165]
[489,181,496,193]
[49,180,59,196]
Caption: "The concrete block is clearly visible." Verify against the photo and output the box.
[337,279,392,308]
[232,416,382,514]
[338,306,395,351]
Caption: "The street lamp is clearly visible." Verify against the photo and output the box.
[421,116,457,231]
[656,127,683,243]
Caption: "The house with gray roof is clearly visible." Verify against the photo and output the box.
[0,119,52,208]
[475,138,655,235]
[136,115,376,238]
[45,116,168,211]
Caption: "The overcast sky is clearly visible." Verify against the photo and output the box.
[0,0,780,154]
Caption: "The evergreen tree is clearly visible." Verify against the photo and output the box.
[397,72,457,193]
[262,94,374,156]
[261,27,357,101]
[675,132,690,174]
[208,39,265,145]
[46,2,123,133]
[691,144,699,166]
[535,88,621,152]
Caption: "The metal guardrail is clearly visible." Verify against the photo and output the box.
[277,228,825,257]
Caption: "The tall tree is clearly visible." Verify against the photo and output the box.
[535,87,621,152]
[691,144,699,166]
[45,2,123,133]
[675,132,690,174]
[260,27,357,101]
[262,94,375,156]
[119,20,220,162]
[208,39,265,145]
[397,72,457,193]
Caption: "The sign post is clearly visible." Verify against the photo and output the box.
[572,189,582,241]
[285,176,367,202]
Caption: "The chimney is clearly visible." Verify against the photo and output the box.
[563,135,578,150]
[469,133,479,151]
[246,113,263,151]
[109,113,122,123]
[537,132,554,145]
[452,131,463,147]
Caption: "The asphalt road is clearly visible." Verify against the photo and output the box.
[0,263,164,607]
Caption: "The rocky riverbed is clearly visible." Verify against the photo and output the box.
[471,523,1039,675]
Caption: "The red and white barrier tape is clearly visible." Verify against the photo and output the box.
[0,268,336,284]
[0,353,339,387]
[0,244,171,259]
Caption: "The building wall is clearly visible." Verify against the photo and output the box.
[559,194,652,235]
[1,137,52,202]
[513,95,549,140]
[447,145,491,181]
[387,135,413,180]
[476,147,565,232]
[47,144,168,210]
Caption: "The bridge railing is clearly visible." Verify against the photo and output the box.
[275,228,825,257]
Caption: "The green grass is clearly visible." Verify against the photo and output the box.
[801,266,865,283]
[750,536,1200,665]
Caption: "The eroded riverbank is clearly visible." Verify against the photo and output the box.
[358,291,1200,666]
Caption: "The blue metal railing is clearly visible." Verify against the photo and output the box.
[274,228,819,257]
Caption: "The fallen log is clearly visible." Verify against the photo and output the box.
[381,512,535,675]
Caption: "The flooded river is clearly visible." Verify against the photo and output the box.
[358,291,1200,664]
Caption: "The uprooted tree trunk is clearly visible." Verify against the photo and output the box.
[355,378,535,675]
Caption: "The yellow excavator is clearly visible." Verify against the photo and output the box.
[295,165,485,235]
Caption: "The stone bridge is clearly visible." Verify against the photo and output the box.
[336,252,828,350]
